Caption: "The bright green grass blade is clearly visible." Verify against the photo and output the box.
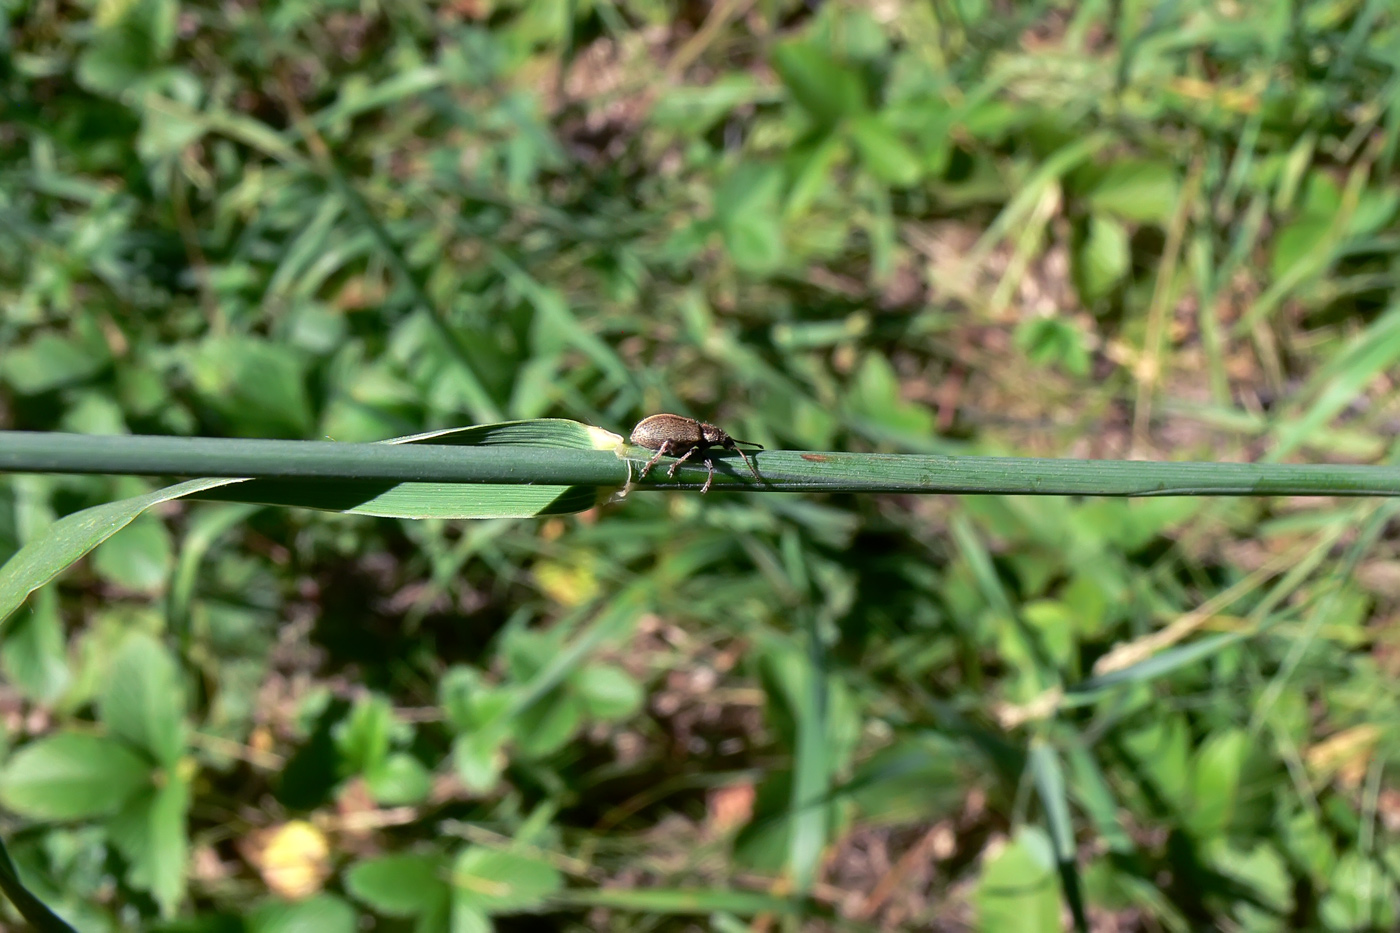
[0,421,627,634]
[0,478,242,631]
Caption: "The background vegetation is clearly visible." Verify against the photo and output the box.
[4,0,1400,930]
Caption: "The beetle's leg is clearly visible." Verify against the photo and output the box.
[735,447,761,481]
[666,445,699,478]
[700,458,715,494]
[639,440,673,479]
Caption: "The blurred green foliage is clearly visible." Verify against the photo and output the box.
[4,0,1400,930]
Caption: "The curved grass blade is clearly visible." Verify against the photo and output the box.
[0,478,243,632]
[197,420,622,518]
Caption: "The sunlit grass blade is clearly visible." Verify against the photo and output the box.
[0,478,242,632]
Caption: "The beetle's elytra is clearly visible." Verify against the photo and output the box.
[629,413,763,494]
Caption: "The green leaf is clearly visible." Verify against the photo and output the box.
[1270,216,1330,280]
[107,772,191,917]
[771,41,867,127]
[1014,318,1091,377]
[0,478,242,632]
[1187,728,1247,840]
[97,631,187,767]
[512,692,583,758]
[1,586,71,704]
[365,753,433,807]
[784,134,846,219]
[452,732,506,794]
[195,419,619,520]
[0,333,110,395]
[714,163,785,276]
[186,336,314,438]
[333,694,396,778]
[975,827,1060,933]
[91,515,173,593]
[75,0,178,96]
[1320,852,1395,931]
[1073,214,1130,302]
[345,853,449,918]
[248,894,358,933]
[650,75,769,133]
[1087,160,1181,225]
[451,847,562,915]
[573,664,643,721]
[0,732,151,819]
[848,114,921,186]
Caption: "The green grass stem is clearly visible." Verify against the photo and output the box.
[3,430,1400,497]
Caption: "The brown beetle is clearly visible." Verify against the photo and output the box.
[629,413,763,494]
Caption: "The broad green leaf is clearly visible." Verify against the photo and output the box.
[1,586,70,703]
[848,113,921,186]
[714,163,785,276]
[75,0,177,96]
[0,732,151,819]
[975,827,1060,933]
[784,134,846,218]
[513,692,583,758]
[1073,214,1130,302]
[848,353,935,437]
[333,694,396,778]
[91,515,173,593]
[0,478,242,632]
[771,41,867,127]
[1270,216,1330,280]
[847,735,967,824]
[345,853,449,917]
[186,336,314,438]
[365,753,433,806]
[249,894,358,933]
[452,732,506,794]
[1187,728,1247,840]
[98,631,187,767]
[1087,160,1180,225]
[650,75,770,133]
[573,664,643,721]
[108,772,191,917]
[1207,840,1293,917]
[1320,852,1395,931]
[451,847,562,914]
[0,333,109,395]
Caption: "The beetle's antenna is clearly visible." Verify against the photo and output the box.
[729,438,763,449]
